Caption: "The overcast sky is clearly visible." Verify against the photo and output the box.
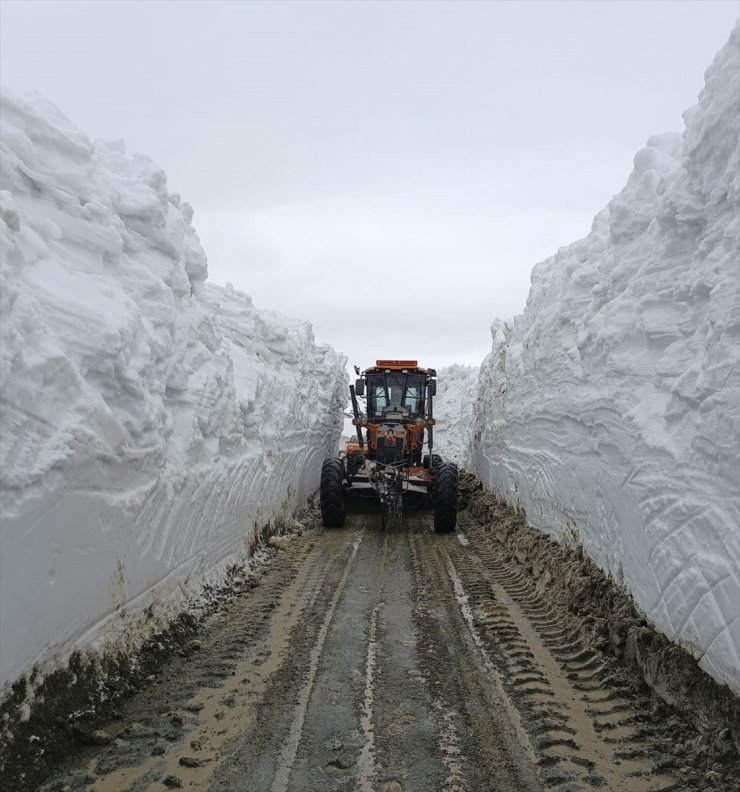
[1,1,737,370]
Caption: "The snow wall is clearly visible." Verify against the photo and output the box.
[0,92,347,693]
[470,26,740,694]
[433,364,479,466]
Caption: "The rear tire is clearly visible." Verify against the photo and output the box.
[320,457,346,528]
[433,463,458,533]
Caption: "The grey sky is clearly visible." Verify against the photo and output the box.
[1,1,737,370]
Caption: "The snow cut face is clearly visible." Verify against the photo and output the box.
[471,24,740,693]
[432,364,480,466]
[0,90,347,691]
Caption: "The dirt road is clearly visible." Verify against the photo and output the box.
[36,498,733,792]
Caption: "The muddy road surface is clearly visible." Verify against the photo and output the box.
[38,507,736,792]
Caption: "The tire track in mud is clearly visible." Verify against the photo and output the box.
[36,501,736,792]
[210,527,370,792]
[179,530,358,792]
[357,601,381,792]
[368,527,444,792]
[450,511,679,790]
[40,527,361,792]
[269,531,365,792]
[407,517,541,792]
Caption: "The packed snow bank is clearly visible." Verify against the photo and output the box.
[0,91,347,693]
[433,364,479,465]
[472,26,740,693]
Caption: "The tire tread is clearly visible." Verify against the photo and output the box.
[320,457,345,528]
[434,463,458,533]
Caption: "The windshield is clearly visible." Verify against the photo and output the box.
[367,373,425,419]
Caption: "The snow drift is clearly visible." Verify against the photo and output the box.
[0,91,347,693]
[471,26,740,693]
[433,364,479,465]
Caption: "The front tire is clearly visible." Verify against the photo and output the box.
[433,463,458,533]
[320,457,346,528]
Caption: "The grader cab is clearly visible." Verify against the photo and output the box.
[320,360,458,531]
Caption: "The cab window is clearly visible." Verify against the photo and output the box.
[366,373,425,419]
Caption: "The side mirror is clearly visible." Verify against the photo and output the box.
[355,378,365,396]
[429,380,436,396]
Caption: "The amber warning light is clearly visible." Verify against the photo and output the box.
[375,359,418,368]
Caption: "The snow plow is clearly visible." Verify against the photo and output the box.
[320,360,458,531]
